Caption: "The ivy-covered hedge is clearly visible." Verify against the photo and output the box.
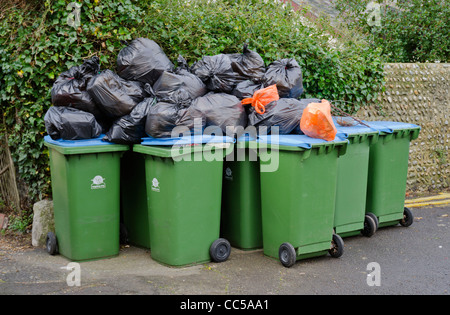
[0,0,143,206]
[0,0,385,209]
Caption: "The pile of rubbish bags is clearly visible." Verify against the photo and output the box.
[45,38,336,144]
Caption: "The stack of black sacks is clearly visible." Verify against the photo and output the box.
[45,38,320,143]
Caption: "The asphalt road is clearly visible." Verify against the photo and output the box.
[0,204,448,299]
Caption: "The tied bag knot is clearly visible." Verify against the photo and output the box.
[241,84,279,115]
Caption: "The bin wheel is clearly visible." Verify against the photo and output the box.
[366,212,379,230]
[362,214,377,237]
[329,234,344,258]
[400,207,413,227]
[210,238,231,263]
[279,243,296,268]
[46,232,58,255]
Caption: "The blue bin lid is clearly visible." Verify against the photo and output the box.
[362,121,421,133]
[140,134,235,146]
[44,135,115,147]
[43,135,129,155]
[236,133,258,142]
[257,134,348,149]
[332,118,379,138]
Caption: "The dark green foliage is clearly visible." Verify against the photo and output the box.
[333,0,450,63]
[0,0,143,205]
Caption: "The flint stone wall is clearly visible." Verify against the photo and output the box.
[356,63,450,193]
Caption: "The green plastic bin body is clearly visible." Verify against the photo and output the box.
[364,122,420,227]
[44,136,128,261]
[258,135,347,261]
[221,140,262,250]
[120,151,150,249]
[334,126,379,237]
[133,141,233,266]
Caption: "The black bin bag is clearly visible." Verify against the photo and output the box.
[51,56,102,118]
[116,38,174,85]
[44,106,102,140]
[188,92,247,135]
[175,105,206,135]
[227,44,265,82]
[86,70,150,119]
[263,58,304,99]
[103,97,157,144]
[152,56,207,106]
[190,54,242,93]
[145,102,180,139]
[248,98,320,134]
[145,102,206,139]
[232,80,264,100]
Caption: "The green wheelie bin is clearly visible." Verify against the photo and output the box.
[333,121,380,238]
[363,121,421,228]
[44,136,129,261]
[257,134,348,267]
[221,134,263,250]
[133,135,234,267]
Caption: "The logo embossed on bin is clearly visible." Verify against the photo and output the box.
[151,178,160,192]
[91,175,106,190]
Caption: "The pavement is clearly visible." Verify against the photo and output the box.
[0,197,449,300]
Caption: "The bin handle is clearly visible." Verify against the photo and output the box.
[410,128,420,141]
[338,142,347,157]
[298,149,311,162]
[325,144,335,154]
[396,130,407,139]
[368,133,379,145]
[383,133,394,144]
[359,134,368,144]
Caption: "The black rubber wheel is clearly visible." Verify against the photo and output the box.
[46,232,58,255]
[366,212,379,230]
[362,214,377,237]
[329,234,344,258]
[210,238,231,263]
[279,242,296,268]
[400,207,414,227]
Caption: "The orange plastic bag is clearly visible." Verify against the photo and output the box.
[241,84,279,115]
[300,100,337,141]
